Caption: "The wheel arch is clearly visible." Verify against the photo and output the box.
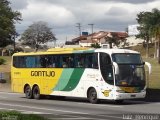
[32,84,39,90]
[87,87,98,98]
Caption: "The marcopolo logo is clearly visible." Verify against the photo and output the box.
[31,71,55,77]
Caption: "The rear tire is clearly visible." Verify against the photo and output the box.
[33,86,41,99]
[88,88,98,104]
[24,85,33,99]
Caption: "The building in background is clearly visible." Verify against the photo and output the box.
[67,31,128,48]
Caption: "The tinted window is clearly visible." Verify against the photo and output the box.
[100,53,113,85]
[13,53,98,69]
[112,53,142,64]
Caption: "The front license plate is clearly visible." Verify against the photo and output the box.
[131,95,136,97]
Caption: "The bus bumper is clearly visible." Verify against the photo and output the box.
[113,91,146,100]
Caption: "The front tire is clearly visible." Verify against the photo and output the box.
[33,86,41,99]
[88,88,98,104]
[24,85,33,99]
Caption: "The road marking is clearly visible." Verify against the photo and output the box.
[94,114,122,119]
[0,103,89,115]
[49,117,93,120]
[0,96,7,99]
[0,92,23,95]
[0,106,122,120]
[78,102,123,108]
[154,103,160,105]
[0,107,53,114]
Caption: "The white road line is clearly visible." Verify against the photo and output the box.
[155,103,160,104]
[0,92,23,95]
[95,114,122,119]
[78,102,123,108]
[0,107,53,114]
[0,106,122,120]
[49,118,94,120]
[0,96,7,98]
[0,103,89,115]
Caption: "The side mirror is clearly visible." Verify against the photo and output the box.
[145,62,152,75]
[113,62,119,75]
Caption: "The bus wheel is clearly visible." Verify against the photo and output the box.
[24,85,33,99]
[33,86,41,99]
[88,88,98,104]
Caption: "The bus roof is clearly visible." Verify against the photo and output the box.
[12,47,95,56]
[12,48,139,56]
[95,48,140,55]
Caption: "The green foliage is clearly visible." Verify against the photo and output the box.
[20,21,56,50]
[136,8,160,61]
[136,11,152,42]
[0,0,22,47]
[0,58,6,65]
[0,111,48,120]
[91,43,101,48]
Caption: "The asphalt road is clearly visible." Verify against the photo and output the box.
[0,92,160,120]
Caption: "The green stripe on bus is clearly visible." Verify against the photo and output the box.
[83,50,94,53]
[62,68,84,91]
[73,50,94,54]
[54,69,74,91]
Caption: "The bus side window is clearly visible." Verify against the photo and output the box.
[75,54,85,68]
[85,54,92,68]
[13,56,26,68]
[92,53,98,69]
[26,56,36,68]
[35,56,41,68]
[67,55,74,68]
[51,56,56,68]
[55,55,61,68]
[40,56,47,68]
[46,55,54,68]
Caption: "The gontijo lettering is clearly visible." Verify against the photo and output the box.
[31,71,55,77]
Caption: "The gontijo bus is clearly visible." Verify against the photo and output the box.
[11,48,151,103]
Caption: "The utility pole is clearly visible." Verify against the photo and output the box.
[76,23,81,37]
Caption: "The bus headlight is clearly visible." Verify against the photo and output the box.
[116,90,125,93]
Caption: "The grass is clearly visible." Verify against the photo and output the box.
[0,56,11,73]
[0,111,48,120]
[143,58,160,89]
[130,44,160,89]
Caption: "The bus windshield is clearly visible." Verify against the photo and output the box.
[112,53,145,87]
[112,53,143,64]
[115,65,145,87]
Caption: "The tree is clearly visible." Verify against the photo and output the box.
[136,11,152,58]
[20,21,56,50]
[136,8,160,63]
[0,0,21,47]
[148,9,160,63]
[91,43,101,48]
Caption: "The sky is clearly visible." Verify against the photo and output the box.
[9,0,160,45]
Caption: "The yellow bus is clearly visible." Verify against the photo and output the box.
[11,48,151,103]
